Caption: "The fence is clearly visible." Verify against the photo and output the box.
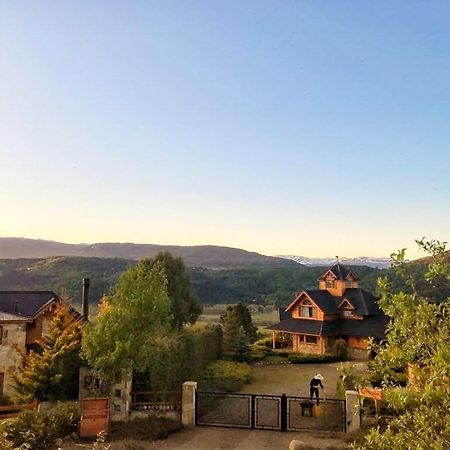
[195,391,346,432]
[131,391,182,412]
[0,399,39,419]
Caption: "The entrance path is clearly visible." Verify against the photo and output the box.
[241,362,368,397]
[144,427,348,450]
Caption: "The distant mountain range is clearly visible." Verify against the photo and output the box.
[0,238,299,270]
[277,255,392,269]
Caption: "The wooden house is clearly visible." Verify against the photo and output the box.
[268,263,388,359]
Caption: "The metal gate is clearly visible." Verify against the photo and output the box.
[195,391,346,432]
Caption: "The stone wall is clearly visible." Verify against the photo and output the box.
[0,322,27,397]
[79,367,132,422]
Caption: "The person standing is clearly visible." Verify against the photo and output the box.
[310,374,324,405]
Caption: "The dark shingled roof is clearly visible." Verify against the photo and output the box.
[267,316,388,339]
[320,262,358,281]
[302,290,339,314]
[341,288,381,316]
[0,291,58,318]
[287,288,380,317]
[269,318,325,335]
[278,307,291,322]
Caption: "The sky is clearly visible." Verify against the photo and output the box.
[0,1,449,258]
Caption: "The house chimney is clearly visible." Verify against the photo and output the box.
[82,278,90,320]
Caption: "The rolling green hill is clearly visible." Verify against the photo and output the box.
[0,237,299,269]
[0,256,380,307]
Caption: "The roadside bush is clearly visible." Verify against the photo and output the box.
[332,338,348,360]
[200,360,251,392]
[287,353,341,364]
[0,402,79,450]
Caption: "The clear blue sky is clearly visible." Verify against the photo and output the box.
[1,1,449,257]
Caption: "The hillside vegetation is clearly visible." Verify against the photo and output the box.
[0,256,379,306]
[1,252,448,307]
[0,238,298,269]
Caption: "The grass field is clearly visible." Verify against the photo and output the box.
[197,305,279,329]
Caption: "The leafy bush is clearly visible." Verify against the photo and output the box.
[0,402,79,450]
[133,325,222,391]
[200,360,251,392]
[249,343,273,361]
[253,337,273,348]
[287,353,342,364]
[332,338,348,360]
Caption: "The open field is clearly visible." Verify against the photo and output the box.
[196,305,279,328]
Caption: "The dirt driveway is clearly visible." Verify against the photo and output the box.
[241,362,368,398]
[65,427,348,450]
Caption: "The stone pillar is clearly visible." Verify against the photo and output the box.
[345,390,361,432]
[182,381,197,428]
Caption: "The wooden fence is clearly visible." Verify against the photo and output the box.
[131,391,182,411]
[0,399,39,419]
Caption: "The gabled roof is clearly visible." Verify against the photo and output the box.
[0,291,58,318]
[286,290,339,315]
[267,316,389,339]
[319,262,359,281]
[342,288,381,316]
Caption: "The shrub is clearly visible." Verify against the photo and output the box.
[249,343,273,361]
[287,353,341,364]
[332,338,348,360]
[253,337,273,348]
[0,402,79,450]
[200,360,251,392]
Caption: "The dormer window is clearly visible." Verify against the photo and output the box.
[326,280,335,289]
[300,299,317,318]
[338,299,354,318]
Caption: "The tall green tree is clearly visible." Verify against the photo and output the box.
[220,303,257,343]
[142,252,202,328]
[356,239,450,450]
[82,261,172,381]
[221,306,241,358]
[9,300,83,402]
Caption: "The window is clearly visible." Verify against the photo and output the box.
[342,310,353,318]
[300,299,317,318]
[304,335,318,344]
[345,280,353,288]
[326,280,335,289]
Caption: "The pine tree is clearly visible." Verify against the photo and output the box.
[9,300,83,402]
[235,326,250,362]
[234,303,258,343]
[221,306,240,358]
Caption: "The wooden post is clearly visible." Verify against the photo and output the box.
[272,331,276,350]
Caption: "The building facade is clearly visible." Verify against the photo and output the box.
[268,263,388,359]
[0,291,83,398]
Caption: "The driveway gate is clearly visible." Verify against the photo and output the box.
[195,391,346,432]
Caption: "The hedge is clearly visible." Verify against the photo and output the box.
[200,360,251,392]
[135,325,223,391]
[287,353,344,364]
